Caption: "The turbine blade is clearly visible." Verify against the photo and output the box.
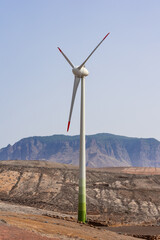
[78,32,110,70]
[67,76,80,131]
[57,47,74,68]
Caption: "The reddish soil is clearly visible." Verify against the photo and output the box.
[0,210,139,240]
[0,224,60,240]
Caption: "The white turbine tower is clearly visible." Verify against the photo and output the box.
[58,32,110,222]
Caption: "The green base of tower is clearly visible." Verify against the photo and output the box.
[78,210,86,223]
[78,202,86,223]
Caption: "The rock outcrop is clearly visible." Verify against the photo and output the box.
[1,160,160,226]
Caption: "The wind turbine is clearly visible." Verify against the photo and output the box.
[57,32,110,222]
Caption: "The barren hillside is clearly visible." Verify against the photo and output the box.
[1,160,160,227]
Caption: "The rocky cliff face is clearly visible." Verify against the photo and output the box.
[1,160,160,226]
[0,133,160,167]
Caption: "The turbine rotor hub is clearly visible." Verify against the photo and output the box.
[72,67,89,78]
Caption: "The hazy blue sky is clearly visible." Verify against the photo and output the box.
[0,0,160,148]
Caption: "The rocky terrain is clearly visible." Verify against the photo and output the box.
[1,160,160,238]
[0,160,160,227]
[1,133,160,167]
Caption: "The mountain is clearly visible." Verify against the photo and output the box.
[0,133,160,167]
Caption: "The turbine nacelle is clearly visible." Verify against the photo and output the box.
[72,66,89,78]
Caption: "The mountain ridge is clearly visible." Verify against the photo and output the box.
[0,133,160,167]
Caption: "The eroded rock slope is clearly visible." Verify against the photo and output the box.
[0,160,160,225]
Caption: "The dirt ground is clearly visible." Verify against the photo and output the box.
[0,201,141,240]
[108,225,160,240]
[0,224,60,240]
